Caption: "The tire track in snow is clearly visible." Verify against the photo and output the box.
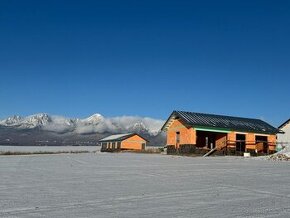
[219,184,290,199]
[2,185,284,217]
[0,188,234,216]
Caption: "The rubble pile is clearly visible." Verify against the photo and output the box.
[268,153,290,161]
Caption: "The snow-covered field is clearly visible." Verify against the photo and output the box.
[1,153,290,218]
[0,145,99,153]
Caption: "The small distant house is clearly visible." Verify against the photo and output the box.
[161,111,279,156]
[277,119,290,149]
[99,133,148,152]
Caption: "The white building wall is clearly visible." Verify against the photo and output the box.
[278,122,290,147]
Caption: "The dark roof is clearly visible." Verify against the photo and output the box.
[161,110,279,134]
[99,133,149,142]
[278,119,290,129]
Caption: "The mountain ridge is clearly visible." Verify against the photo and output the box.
[0,113,166,146]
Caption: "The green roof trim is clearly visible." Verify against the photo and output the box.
[194,126,231,133]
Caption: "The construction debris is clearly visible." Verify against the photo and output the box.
[268,153,290,161]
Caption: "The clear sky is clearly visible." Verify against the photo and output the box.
[0,0,289,126]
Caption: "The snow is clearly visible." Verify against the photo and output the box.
[99,133,132,141]
[1,153,290,217]
[82,114,104,123]
[0,113,164,136]
[267,145,290,160]
[0,146,98,153]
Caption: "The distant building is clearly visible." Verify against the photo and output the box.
[277,119,290,149]
[99,133,148,152]
[161,111,279,156]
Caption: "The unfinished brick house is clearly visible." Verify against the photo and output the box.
[161,111,279,156]
[99,133,148,152]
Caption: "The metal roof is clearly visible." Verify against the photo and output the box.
[161,111,279,134]
[99,133,149,142]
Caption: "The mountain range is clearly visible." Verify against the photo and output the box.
[0,113,166,146]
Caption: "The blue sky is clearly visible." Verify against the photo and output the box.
[0,0,289,126]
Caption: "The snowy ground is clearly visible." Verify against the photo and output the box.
[0,145,99,153]
[1,153,290,218]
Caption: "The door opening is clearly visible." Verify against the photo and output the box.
[176,132,180,148]
[255,136,268,154]
[236,134,246,152]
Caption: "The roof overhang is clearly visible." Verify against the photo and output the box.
[278,119,290,129]
[161,111,180,132]
[99,133,149,142]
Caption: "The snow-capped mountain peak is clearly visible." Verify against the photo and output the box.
[82,114,104,124]
[0,115,23,126]
[130,122,148,132]
[25,113,51,125]
[0,113,165,136]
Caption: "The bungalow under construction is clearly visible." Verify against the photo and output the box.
[161,111,280,156]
